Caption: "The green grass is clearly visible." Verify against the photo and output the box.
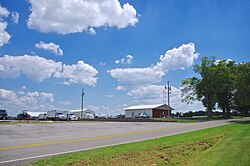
[151,118,201,123]
[0,120,56,125]
[151,115,244,123]
[188,121,250,166]
[32,120,250,166]
[152,116,244,123]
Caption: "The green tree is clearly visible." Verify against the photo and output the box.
[213,60,236,118]
[182,57,217,118]
[234,62,250,116]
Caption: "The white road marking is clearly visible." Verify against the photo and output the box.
[0,122,227,165]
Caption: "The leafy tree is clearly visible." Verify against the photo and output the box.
[181,77,200,104]
[213,60,237,118]
[182,57,249,118]
[182,57,217,118]
[234,62,250,116]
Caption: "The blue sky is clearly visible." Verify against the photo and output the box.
[0,0,249,116]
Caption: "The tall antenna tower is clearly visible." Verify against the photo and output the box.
[81,88,85,119]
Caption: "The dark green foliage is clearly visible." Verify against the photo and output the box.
[213,60,237,118]
[181,57,249,118]
[234,62,250,116]
[182,57,217,118]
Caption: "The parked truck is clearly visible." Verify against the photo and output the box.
[47,110,67,121]
[0,110,8,120]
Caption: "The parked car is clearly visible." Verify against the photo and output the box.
[68,113,77,120]
[95,113,108,119]
[135,113,149,118]
[141,114,149,118]
[56,112,67,120]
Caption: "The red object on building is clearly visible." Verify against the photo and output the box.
[153,108,170,118]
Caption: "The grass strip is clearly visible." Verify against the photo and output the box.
[32,120,250,166]
[151,118,201,123]
[188,121,250,166]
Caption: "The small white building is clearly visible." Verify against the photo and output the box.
[69,109,95,119]
[124,103,174,118]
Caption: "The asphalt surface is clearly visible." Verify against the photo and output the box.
[0,118,249,166]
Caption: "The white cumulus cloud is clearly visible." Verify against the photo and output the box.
[19,91,40,106]
[0,89,17,101]
[0,89,56,115]
[0,55,98,86]
[127,85,204,113]
[27,0,138,34]
[115,54,133,64]
[11,11,19,24]
[109,43,198,86]
[0,5,9,17]
[109,67,164,85]
[155,43,199,71]
[0,55,62,82]
[40,92,54,103]
[35,41,63,56]
[54,61,98,86]
[0,5,11,47]
[127,85,164,99]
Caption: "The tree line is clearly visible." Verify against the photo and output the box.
[181,57,249,118]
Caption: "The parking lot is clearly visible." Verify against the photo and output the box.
[0,118,248,166]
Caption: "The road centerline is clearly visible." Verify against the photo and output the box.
[0,124,195,151]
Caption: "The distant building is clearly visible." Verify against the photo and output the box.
[124,103,174,118]
[69,109,95,119]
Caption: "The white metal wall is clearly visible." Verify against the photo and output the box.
[125,109,152,118]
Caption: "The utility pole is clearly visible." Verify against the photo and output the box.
[163,89,166,104]
[167,81,171,118]
[81,88,85,119]
[167,81,170,106]
[164,86,167,104]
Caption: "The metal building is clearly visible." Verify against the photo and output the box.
[124,103,174,118]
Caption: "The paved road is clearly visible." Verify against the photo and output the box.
[0,118,249,165]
